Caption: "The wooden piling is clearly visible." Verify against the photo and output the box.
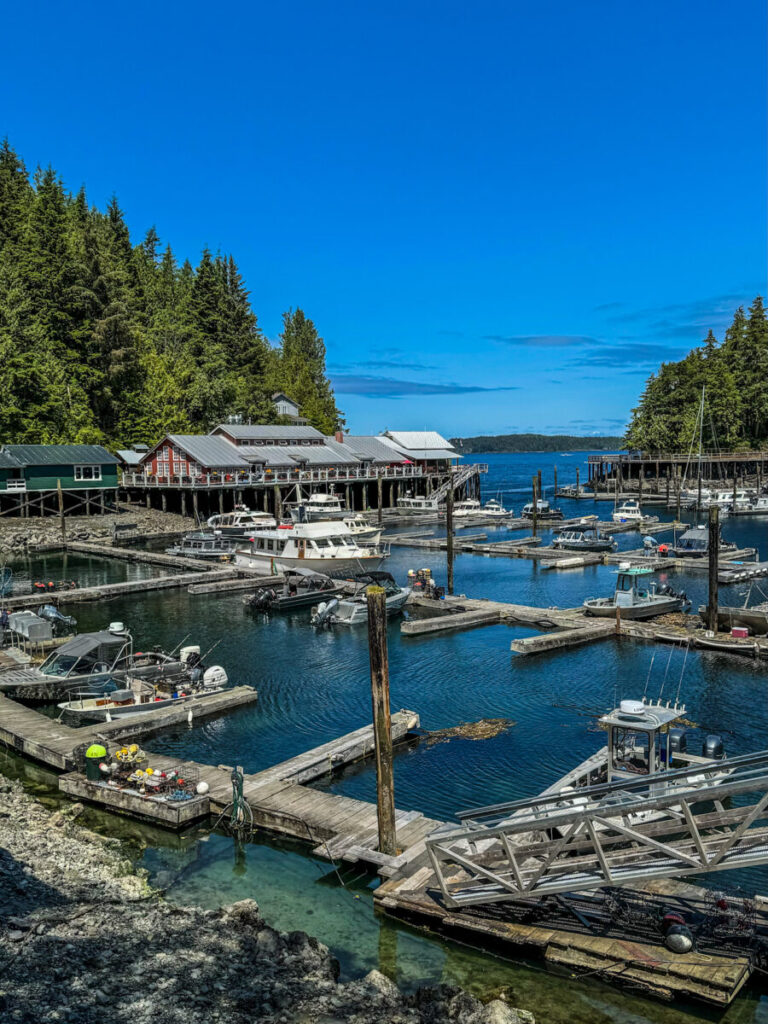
[537,468,543,501]
[192,491,199,524]
[697,475,702,509]
[666,474,670,507]
[273,484,282,521]
[377,473,383,524]
[218,491,224,515]
[181,491,187,518]
[57,479,65,539]
[531,476,538,537]
[367,585,397,857]
[446,485,455,596]
[733,475,738,510]
[575,467,580,495]
[708,505,719,632]
[553,464,558,496]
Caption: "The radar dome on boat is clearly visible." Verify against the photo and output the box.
[619,700,645,718]
[108,621,127,634]
[619,561,631,571]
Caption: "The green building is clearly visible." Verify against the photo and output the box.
[0,444,119,516]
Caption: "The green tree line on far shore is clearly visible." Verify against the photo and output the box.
[451,433,623,453]
[625,296,768,452]
[0,141,344,446]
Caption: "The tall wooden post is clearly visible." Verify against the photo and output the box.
[273,484,282,520]
[85,489,91,517]
[732,472,738,511]
[531,476,538,537]
[377,473,383,524]
[666,473,670,507]
[161,492,167,513]
[537,468,543,501]
[575,467,580,495]
[181,491,187,518]
[446,485,454,596]
[345,484,351,510]
[697,474,702,509]
[57,479,66,539]
[366,586,396,856]
[707,505,719,633]
[553,464,558,496]
[218,490,224,514]
[192,491,199,524]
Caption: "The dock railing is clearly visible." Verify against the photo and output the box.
[121,463,490,489]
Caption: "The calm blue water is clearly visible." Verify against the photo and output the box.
[19,452,768,1023]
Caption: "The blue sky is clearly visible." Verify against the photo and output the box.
[4,1,765,437]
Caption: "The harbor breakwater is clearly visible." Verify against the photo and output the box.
[0,777,532,1024]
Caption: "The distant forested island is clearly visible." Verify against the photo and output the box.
[626,297,767,451]
[0,141,343,447]
[452,434,624,454]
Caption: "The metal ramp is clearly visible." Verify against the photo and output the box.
[429,464,481,503]
[426,751,768,908]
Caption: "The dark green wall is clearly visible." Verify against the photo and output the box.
[2,464,118,492]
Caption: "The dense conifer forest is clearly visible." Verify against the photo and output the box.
[0,142,343,447]
[625,297,768,452]
[452,434,623,453]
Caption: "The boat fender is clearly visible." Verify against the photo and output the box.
[664,924,694,954]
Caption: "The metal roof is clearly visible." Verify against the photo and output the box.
[212,424,324,441]
[325,436,407,464]
[116,449,143,466]
[2,444,119,466]
[241,444,358,467]
[396,448,461,461]
[166,435,249,469]
[382,430,455,451]
[0,450,23,468]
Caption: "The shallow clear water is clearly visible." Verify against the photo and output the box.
[15,452,768,1022]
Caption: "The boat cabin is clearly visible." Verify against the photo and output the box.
[397,493,441,510]
[613,566,655,607]
[601,699,688,784]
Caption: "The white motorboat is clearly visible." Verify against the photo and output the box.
[311,571,411,625]
[165,531,236,560]
[288,493,346,522]
[57,665,229,722]
[206,507,276,535]
[342,514,381,543]
[234,520,389,576]
[452,499,482,518]
[480,499,511,518]
[612,500,642,523]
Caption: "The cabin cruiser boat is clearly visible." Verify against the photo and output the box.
[341,514,381,543]
[206,507,276,535]
[57,664,229,722]
[452,499,482,518]
[520,499,563,520]
[243,569,340,612]
[165,531,236,560]
[480,499,510,518]
[670,524,738,558]
[612,500,658,524]
[397,491,442,512]
[311,571,411,626]
[583,566,689,619]
[552,525,617,552]
[288,493,346,522]
[723,496,768,516]
[234,521,389,576]
[698,489,755,510]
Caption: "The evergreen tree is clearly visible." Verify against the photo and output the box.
[0,142,344,446]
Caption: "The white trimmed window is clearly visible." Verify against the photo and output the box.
[74,465,102,482]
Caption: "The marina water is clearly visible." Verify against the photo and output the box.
[9,451,768,1023]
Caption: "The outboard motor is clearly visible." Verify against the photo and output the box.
[668,727,687,755]
[311,598,339,627]
[703,734,725,760]
[203,666,228,689]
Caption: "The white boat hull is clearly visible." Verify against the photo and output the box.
[234,551,387,576]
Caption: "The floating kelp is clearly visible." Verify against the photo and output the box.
[425,718,516,747]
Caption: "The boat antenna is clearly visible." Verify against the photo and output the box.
[642,652,656,698]
[674,638,690,705]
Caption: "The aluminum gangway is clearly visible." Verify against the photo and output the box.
[425,750,768,908]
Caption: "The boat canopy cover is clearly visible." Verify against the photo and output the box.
[283,567,334,580]
[55,631,127,657]
[350,570,396,585]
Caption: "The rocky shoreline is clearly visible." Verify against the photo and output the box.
[0,778,533,1024]
[0,505,189,555]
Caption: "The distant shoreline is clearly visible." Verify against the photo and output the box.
[451,433,624,456]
